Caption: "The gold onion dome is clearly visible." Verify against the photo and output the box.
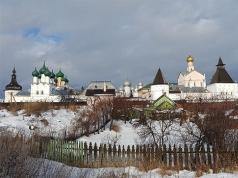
[186,55,194,63]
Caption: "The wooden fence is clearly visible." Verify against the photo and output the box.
[30,139,238,171]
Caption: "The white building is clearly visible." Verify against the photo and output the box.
[123,80,132,97]
[150,68,169,100]
[178,56,206,88]
[85,81,117,97]
[207,58,238,99]
[4,63,70,103]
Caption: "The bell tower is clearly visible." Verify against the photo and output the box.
[186,55,195,72]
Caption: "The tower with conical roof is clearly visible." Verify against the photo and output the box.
[4,68,22,102]
[207,58,238,98]
[150,68,169,100]
[210,58,234,84]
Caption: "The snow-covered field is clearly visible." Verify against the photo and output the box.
[78,119,201,146]
[0,108,201,146]
[1,108,238,177]
[0,109,77,137]
[29,158,238,178]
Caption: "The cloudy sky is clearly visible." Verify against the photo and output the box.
[1,0,238,96]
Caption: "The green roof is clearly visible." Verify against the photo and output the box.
[44,67,51,77]
[64,77,69,83]
[56,70,64,78]
[39,62,47,75]
[50,70,55,78]
[32,68,39,77]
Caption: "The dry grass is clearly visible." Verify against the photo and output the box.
[4,102,82,116]
[40,118,49,126]
[111,123,121,132]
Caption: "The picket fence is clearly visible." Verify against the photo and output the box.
[29,139,238,171]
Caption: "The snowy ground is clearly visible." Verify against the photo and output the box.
[78,120,141,146]
[29,158,238,178]
[0,108,201,146]
[78,119,201,146]
[0,109,77,138]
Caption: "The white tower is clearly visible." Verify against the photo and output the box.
[150,68,169,100]
[138,82,143,89]
[123,80,131,97]
[187,55,195,72]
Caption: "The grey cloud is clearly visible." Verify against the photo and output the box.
[1,0,238,97]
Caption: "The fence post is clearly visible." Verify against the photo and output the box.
[163,144,167,167]
[89,142,93,165]
[173,144,177,169]
[94,143,98,162]
[127,145,131,164]
[207,144,212,168]
[190,145,195,170]
[103,144,107,164]
[122,145,125,164]
[213,146,219,173]
[113,144,117,160]
[168,144,172,168]
[118,145,122,161]
[99,144,103,166]
[201,144,206,166]
[141,144,146,166]
[108,144,112,161]
[84,142,88,165]
[151,144,155,166]
[132,145,135,165]
[184,144,189,170]
[179,145,183,170]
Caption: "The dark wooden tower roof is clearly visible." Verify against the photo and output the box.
[210,58,234,84]
[5,68,22,91]
[153,68,167,85]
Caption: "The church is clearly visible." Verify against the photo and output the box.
[4,62,70,102]
[178,55,206,89]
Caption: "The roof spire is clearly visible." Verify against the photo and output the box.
[217,57,225,67]
[5,67,22,91]
[153,68,167,85]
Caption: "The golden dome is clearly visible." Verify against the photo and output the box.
[186,55,194,63]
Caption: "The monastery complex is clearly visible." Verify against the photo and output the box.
[3,56,238,103]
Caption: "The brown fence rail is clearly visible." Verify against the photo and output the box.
[30,139,238,171]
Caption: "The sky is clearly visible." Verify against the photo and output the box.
[1,0,238,97]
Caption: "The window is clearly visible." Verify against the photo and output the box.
[36,91,39,95]
[41,91,44,95]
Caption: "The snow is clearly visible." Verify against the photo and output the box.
[78,120,141,146]
[0,109,77,138]
[78,119,201,146]
[29,158,238,178]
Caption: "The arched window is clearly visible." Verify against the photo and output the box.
[36,91,39,95]
[41,91,44,95]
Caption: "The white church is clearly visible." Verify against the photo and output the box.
[4,62,70,102]
[133,55,238,101]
